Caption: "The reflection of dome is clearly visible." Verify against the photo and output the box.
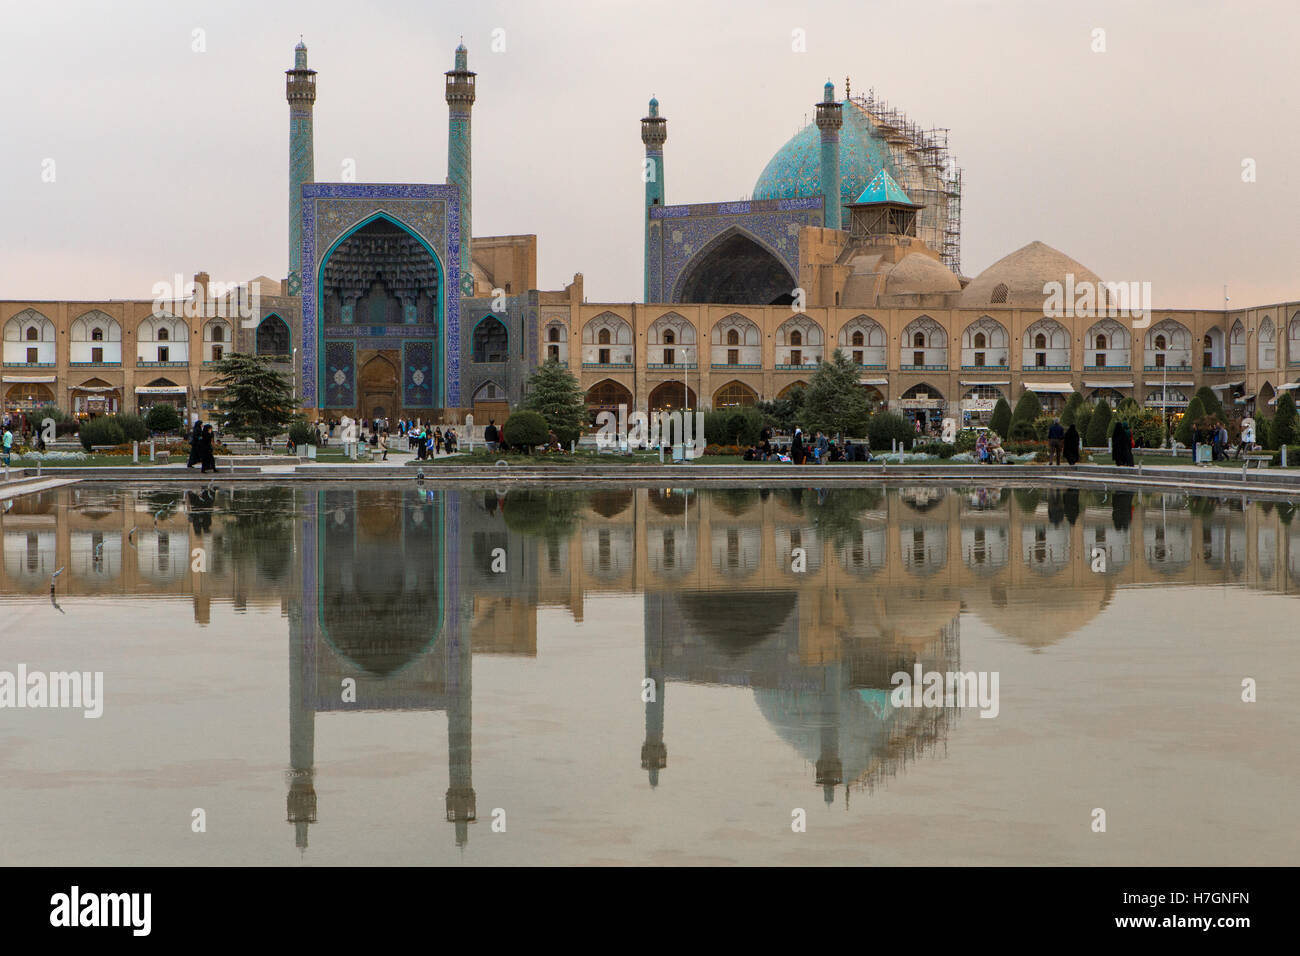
[754,684,952,795]
[753,100,898,209]
[965,584,1112,648]
[589,490,633,519]
[322,591,442,676]
[957,240,1103,309]
[677,589,794,655]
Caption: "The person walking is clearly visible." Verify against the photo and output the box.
[198,424,218,473]
[484,419,499,453]
[378,431,388,461]
[186,419,203,469]
[1,424,12,466]
[791,427,805,465]
[1063,422,1081,465]
[434,427,444,456]
[1048,417,1065,465]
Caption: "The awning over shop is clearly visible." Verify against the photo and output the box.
[858,378,888,386]
[1022,382,1074,393]
[200,385,225,391]
[1236,394,1256,404]
[1276,382,1300,391]
[1084,381,1133,389]
[134,386,188,394]
[1211,381,1245,390]
[2,375,56,384]
[1144,380,1194,387]
[70,385,119,392]
[959,379,1010,386]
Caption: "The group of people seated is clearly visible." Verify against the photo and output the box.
[974,430,1008,464]
[742,431,872,463]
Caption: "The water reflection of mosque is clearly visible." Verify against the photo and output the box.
[5,484,1300,845]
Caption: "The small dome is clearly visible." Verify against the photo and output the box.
[648,95,659,117]
[823,80,835,102]
[957,240,1103,309]
[884,253,961,296]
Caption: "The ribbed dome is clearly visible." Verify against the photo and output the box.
[883,253,961,296]
[753,100,898,209]
[957,240,1103,310]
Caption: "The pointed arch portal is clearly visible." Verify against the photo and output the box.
[675,229,797,305]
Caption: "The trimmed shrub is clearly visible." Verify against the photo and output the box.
[704,406,764,446]
[115,413,150,442]
[866,411,915,451]
[145,403,183,434]
[1010,391,1043,433]
[1174,396,1206,447]
[288,421,315,447]
[78,416,126,451]
[502,409,549,451]
[1273,392,1298,447]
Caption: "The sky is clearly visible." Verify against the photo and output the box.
[1,0,1297,308]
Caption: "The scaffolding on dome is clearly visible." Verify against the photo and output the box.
[851,90,963,276]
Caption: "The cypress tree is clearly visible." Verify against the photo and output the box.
[1273,391,1299,447]
[1086,399,1112,447]
[989,397,1012,439]
[1175,396,1206,447]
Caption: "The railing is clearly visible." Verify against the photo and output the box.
[962,364,1012,371]
[3,362,55,368]
[1202,365,1226,372]
[1229,364,1246,371]
[899,364,948,372]
[776,364,822,371]
[1020,365,1071,372]
[855,363,888,370]
[137,360,189,368]
[711,363,761,369]
[648,363,698,370]
[69,361,121,368]
[581,362,634,369]
[1144,364,1192,372]
[1083,365,1130,371]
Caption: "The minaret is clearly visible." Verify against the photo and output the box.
[640,97,667,303]
[286,605,317,850]
[445,41,476,292]
[285,39,317,296]
[815,80,843,230]
[641,596,668,787]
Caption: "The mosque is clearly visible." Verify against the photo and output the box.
[3,40,1298,428]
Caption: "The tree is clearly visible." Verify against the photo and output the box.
[1273,392,1299,447]
[1010,390,1044,434]
[757,387,804,433]
[1061,391,1084,427]
[1074,403,1093,442]
[990,397,1012,439]
[521,359,586,445]
[1194,385,1223,418]
[502,409,548,451]
[1174,396,1206,447]
[211,353,296,445]
[802,349,871,436]
[145,402,182,435]
[1086,399,1112,447]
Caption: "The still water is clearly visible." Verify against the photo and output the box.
[1,483,1296,865]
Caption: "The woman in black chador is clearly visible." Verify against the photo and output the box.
[186,419,203,469]
[1063,423,1081,465]
[198,424,218,473]
[1113,421,1135,467]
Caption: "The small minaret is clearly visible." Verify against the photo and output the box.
[641,606,668,787]
[285,39,317,296]
[445,41,477,292]
[815,80,843,230]
[286,606,317,850]
[641,96,667,303]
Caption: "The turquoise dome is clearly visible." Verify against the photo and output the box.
[752,101,899,209]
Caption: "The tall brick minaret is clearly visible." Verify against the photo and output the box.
[285,39,317,295]
[445,41,476,292]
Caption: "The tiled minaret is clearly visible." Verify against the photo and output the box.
[641,97,667,302]
[285,39,317,296]
[445,42,476,293]
[815,80,843,230]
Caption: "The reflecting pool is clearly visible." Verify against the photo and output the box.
[1,483,1297,865]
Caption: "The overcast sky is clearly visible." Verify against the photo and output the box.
[1,0,1296,308]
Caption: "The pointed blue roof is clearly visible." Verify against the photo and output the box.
[852,169,917,206]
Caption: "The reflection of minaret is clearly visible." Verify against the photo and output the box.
[445,491,476,845]
[641,594,667,786]
[287,603,317,850]
[814,660,843,806]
